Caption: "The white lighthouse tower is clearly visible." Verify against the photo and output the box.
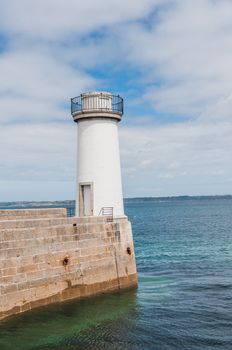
[71,91,124,218]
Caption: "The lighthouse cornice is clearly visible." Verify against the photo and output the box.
[72,111,122,122]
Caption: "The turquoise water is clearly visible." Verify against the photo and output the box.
[1,197,232,349]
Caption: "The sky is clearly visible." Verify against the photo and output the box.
[0,0,232,201]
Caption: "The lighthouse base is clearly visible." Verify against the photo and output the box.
[0,209,137,320]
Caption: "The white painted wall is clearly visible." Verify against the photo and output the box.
[76,118,124,217]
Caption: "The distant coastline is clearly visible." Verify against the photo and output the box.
[0,200,75,209]
[124,195,232,201]
[0,195,232,209]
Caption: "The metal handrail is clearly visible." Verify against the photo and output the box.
[71,94,123,116]
[66,207,75,217]
[98,207,114,222]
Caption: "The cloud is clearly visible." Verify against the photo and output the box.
[0,123,75,181]
[0,0,168,124]
[118,0,232,117]
[0,0,232,200]
[120,114,232,196]
[0,0,163,40]
[0,49,95,123]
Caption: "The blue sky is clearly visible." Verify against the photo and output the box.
[0,0,232,201]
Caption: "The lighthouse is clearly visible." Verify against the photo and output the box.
[71,92,124,218]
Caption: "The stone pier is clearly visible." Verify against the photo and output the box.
[0,209,137,320]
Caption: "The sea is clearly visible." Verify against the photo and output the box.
[1,196,232,350]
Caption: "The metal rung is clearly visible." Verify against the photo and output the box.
[98,207,113,222]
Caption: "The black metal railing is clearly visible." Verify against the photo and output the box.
[71,93,123,116]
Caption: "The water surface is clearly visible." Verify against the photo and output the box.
[1,197,232,349]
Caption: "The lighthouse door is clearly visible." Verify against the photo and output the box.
[79,184,93,216]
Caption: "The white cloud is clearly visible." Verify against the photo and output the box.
[120,114,232,197]
[0,0,163,40]
[118,0,232,117]
[0,49,95,123]
[0,123,75,181]
[0,0,168,124]
[0,0,232,199]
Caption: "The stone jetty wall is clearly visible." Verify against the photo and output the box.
[0,209,137,320]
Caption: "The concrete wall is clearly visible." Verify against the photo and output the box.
[0,209,137,320]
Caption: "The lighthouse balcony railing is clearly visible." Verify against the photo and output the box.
[71,94,123,116]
